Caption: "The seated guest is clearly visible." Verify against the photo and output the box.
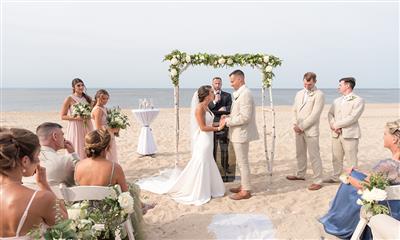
[24,122,79,188]
[75,129,154,240]
[0,128,67,239]
[319,119,400,239]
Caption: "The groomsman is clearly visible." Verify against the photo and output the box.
[286,72,325,191]
[324,77,365,183]
[208,77,232,173]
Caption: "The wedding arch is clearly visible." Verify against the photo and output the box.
[164,50,282,176]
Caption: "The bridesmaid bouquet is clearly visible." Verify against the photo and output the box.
[71,102,92,128]
[355,172,390,215]
[107,107,130,137]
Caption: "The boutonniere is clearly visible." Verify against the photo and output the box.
[347,95,357,101]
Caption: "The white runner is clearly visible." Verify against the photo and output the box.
[208,214,275,240]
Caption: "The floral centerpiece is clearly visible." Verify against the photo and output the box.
[353,172,390,215]
[29,187,134,240]
[107,107,130,137]
[71,102,92,128]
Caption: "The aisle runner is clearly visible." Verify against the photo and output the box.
[208,214,275,240]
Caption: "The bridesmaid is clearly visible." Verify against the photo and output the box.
[60,78,94,160]
[91,89,118,162]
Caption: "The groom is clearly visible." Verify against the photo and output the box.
[223,69,259,200]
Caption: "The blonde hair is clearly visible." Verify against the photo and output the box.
[386,119,400,148]
[85,129,111,158]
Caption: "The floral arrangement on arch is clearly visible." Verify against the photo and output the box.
[29,186,134,239]
[164,50,282,87]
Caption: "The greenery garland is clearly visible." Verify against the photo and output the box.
[164,50,282,87]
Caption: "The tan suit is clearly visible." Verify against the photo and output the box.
[293,88,325,184]
[328,92,365,180]
[227,85,259,191]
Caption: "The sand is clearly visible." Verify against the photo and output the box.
[2,103,399,239]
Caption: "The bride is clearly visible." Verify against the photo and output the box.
[137,85,226,205]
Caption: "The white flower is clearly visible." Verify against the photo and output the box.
[185,55,191,63]
[200,55,205,60]
[339,174,349,184]
[218,58,226,64]
[171,58,179,65]
[92,224,105,231]
[362,187,387,202]
[263,55,270,63]
[118,192,134,214]
[356,199,364,205]
[67,208,81,220]
[78,219,92,229]
[265,66,273,72]
[227,58,233,65]
[357,189,363,195]
[170,69,178,77]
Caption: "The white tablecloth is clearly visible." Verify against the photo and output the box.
[132,109,160,155]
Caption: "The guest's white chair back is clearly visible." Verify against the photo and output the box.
[59,185,135,240]
[351,185,400,240]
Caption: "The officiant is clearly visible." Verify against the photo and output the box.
[208,77,232,174]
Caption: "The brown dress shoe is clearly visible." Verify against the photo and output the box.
[308,183,323,191]
[229,186,242,193]
[229,190,251,200]
[286,175,305,181]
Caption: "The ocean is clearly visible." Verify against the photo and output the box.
[1,88,399,112]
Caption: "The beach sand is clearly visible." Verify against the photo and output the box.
[2,103,399,239]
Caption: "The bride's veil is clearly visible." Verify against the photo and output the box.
[190,90,200,152]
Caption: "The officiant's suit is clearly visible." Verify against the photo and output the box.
[292,87,325,184]
[226,85,259,191]
[328,93,365,181]
[209,90,232,170]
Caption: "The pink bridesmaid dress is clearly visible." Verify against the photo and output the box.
[91,106,118,163]
[65,95,94,160]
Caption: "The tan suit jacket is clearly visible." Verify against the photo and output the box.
[293,88,325,137]
[328,93,365,138]
[227,86,259,143]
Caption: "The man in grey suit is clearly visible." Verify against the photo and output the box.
[286,72,325,190]
[324,77,365,183]
[223,70,259,200]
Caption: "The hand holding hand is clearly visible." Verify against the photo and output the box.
[64,140,75,153]
[293,124,303,134]
[334,128,342,134]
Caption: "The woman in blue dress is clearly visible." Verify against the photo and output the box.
[319,119,400,239]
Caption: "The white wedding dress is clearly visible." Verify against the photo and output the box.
[136,92,225,205]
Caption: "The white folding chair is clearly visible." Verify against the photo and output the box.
[59,185,135,240]
[351,185,400,240]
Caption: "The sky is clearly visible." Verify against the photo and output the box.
[1,0,399,89]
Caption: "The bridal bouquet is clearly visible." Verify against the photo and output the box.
[29,187,134,240]
[107,107,130,137]
[356,172,390,215]
[71,102,92,128]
